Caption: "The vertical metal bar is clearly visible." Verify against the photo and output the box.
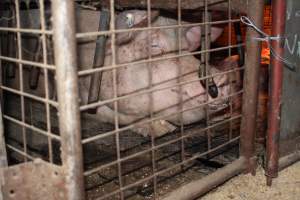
[228,0,233,141]
[109,0,124,199]
[0,38,7,200]
[38,0,53,163]
[87,10,110,108]
[146,0,158,198]
[15,0,28,162]
[240,0,264,174]
[266,0,286,186]
[177,0,186,171]
[51,1,85,199]
[0,103,7,168]
[0,30,7,169]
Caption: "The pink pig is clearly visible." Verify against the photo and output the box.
[80,10,241,137]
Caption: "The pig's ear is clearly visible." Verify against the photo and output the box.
[216,55,239,71]
[185,26,202,52]
[185,26,223,52]
[210,27,223,42]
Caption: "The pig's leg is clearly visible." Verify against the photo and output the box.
[96,106,177,137]
[96,105,139,124]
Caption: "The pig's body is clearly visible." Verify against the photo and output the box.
[80,11,238,137]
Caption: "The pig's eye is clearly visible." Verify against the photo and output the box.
[126,13,135,28]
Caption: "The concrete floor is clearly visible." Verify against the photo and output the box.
[201,161,300,200]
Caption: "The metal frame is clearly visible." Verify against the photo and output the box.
[0,0,264,199]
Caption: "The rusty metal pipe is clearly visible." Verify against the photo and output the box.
[87,10,110,111]
[52,1,85,199]
[266,0,286,186]
[240,0,264,174]
[278,151,300,171]
[161,157,248,200]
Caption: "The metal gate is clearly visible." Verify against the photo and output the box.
[0,0,264,199]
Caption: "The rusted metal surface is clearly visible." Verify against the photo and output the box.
[239,0,264,174]
[52,0,85,199]
[87,10,110,109]
[278,150,300,172]
[161,157,247,200]
[1,160,67,200]
[99,0,247,13]
[265,0,286,186]
[279,0,300,157]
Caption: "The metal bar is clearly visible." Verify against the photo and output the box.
[82,91,243,144]
[6,5,16,79]
[87,10,110,108]
[76,19,241,39]
[78,43,244,77]
[161,157,247,200]
[84,116,242,176]
[98,0,248,13]
[94,137,241,200]
[80,67,244,111]
[0,55,55,70]
[28,37,42,90]
[278,151,300,171]
[0,31,7,169]
[51,1,85,200]
[0,106,7,168]
[240,0,264,174]
[266,0,286,186]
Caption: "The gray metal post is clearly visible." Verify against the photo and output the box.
[52,1,85,200]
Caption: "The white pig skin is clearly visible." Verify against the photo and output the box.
[79,10,240,137]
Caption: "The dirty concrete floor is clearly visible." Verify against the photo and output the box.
[201,161,300,200]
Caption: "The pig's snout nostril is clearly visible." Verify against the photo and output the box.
[200,78,219,99]
[208,84,218,98]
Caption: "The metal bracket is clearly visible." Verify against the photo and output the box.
[1,160,67,200]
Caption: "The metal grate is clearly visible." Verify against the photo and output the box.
[0,0,263,199]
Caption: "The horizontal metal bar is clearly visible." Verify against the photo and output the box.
[1,86,58,108]
[3,115,61,141]
[80,67,244,111]
[162,156,247,200]
[278,151,300,171]
[84,115,241,176]
[6,144,35,160]
[0,55,56,70]
[82,90,242,144]
[0,27,52,35]
[78,44,245,76]
[94,136,240,200]
[76,19,241,39]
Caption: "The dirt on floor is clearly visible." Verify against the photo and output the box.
[201,161,300,200]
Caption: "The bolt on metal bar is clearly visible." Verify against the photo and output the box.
[51,0,85,199]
